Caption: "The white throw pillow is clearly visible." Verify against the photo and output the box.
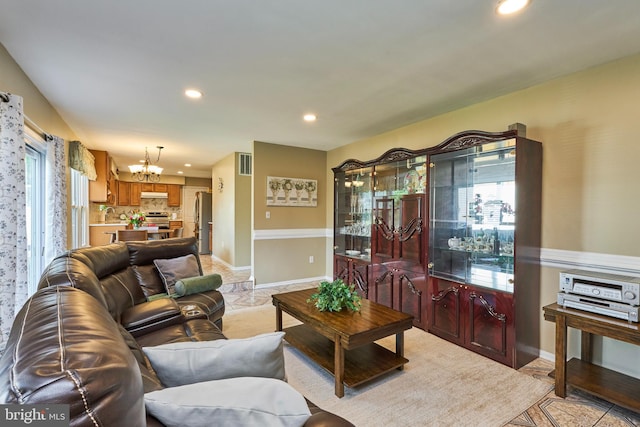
[142,332,286,387]
[144,377,311,427]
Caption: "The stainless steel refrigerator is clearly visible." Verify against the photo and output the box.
[193,191,212,254]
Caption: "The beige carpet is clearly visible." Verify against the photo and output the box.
[223,305,552,427]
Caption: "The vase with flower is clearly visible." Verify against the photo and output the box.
[282,179,293,204]
[129,212,146,229]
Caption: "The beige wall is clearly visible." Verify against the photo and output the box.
[326,53,640,376]
[1,43,78,248]
[252,141,328,285]
[211,153,251,268]
[234,153,251,267]
[212,153,236,265]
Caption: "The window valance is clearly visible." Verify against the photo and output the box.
[68,140,97,180]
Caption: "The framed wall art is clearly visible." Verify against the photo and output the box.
[267,176,317,207]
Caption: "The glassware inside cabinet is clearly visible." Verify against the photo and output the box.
[429,140,516,292]
[334,167,373,259]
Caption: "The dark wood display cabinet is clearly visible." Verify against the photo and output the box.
[334,149,429,329]
[333,129,542,369]
[427,130,542,369]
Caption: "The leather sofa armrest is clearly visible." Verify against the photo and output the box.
[121,298,183,338]
[304,400,354,427]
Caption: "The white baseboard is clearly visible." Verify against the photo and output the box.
[255,275,332,289]
[209,253,251,271]
[538,349,554,362]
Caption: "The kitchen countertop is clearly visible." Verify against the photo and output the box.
[89,222,128,227]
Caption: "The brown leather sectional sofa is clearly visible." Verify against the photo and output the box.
[0,237,352,427]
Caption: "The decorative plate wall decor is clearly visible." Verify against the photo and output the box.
[267,176,317,206]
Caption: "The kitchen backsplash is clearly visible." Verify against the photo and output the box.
[92,199,183,223]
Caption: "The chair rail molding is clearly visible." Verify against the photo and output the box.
[540,248,640,276]
[253,228,332,240]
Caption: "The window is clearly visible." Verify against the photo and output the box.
[70,168,89,249]
[24,131,45,295]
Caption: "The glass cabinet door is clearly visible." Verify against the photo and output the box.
[334,167,373,260]
[429,139,516,292]
[372,156,427,262]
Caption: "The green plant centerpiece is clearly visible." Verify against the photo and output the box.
[307,279,362,312]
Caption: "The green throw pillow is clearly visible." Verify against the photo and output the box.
[174,274,222,297]
[146,293,170,302]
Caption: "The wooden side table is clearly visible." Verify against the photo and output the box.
[543,303,640,413]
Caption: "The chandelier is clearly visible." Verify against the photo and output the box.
[128,146,164,182]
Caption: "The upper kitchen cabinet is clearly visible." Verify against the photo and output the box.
[167,184,181,207]
[117,181,131,206]
[118,182,178,207]
[89,150,116,204]
[427,130,542,368]
[117,181,142,206]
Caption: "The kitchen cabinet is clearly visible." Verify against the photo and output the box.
[141,183,154,192]
[426,130,542,368]
[117,181,141,206]
[140,183,167,192]
[153,183,168,192]
[130,182,141,206]
[89,224,126,246]
[117,181,131,206]
[167,184,181,207]
[169,220,183,230]
[89,150,116,204]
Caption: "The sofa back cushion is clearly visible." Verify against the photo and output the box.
[38,253,109,308]
[0,286,147,427]
[100,267,148,320]
[67,241,131,278]
[127,237,202,274]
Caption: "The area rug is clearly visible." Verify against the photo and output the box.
[223,305,552,427]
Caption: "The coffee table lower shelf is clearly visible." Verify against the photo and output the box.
[283,323,408,389]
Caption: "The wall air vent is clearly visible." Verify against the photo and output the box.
[239,153,252,176]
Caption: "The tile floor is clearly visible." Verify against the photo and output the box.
[202,256,640,426]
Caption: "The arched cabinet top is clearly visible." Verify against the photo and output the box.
[332,129,518,172]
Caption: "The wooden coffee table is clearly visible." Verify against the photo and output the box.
[272,288,413,397]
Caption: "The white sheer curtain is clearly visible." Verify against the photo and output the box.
[0,92,28,353]
[44,134,67,265]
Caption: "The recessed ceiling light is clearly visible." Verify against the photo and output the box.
[303,114,317,122]
[184,163,192,167]
[185,89,203,99]
[177,171,184,174]
[496,0,530,15]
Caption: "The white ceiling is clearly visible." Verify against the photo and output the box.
[2,1,640,178]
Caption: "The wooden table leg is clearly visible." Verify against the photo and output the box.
[275,304,283,332]
[555,314,567,398]
[334,335,345,398]
[396,331,405,371]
